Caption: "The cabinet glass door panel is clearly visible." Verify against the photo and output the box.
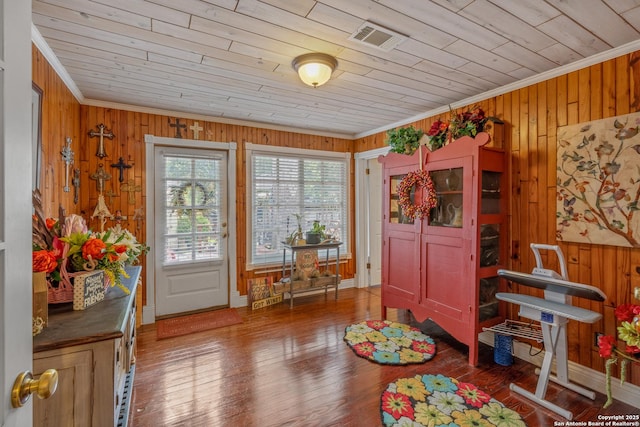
[481,171,502,214]
[428,168,463,227]
[479,276,500,322]
[479,224,500,267]
[390,174,414,224]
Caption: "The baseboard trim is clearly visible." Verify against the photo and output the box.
[478,331,640,409]
[142,304,155,325]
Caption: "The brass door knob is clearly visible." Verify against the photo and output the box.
[11,369,58,408]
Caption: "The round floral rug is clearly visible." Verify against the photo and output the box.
[381,374,527,427]
[343,320,436,365]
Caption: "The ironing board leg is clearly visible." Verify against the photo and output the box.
[511,322,575,419]
[510,383,574,420]
[510,322,595,420]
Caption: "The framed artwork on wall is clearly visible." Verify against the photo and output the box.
[556,111,640,248]
[32,82,43,190]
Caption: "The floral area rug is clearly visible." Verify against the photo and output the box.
[381,374,527,427]
[343,320,436,365]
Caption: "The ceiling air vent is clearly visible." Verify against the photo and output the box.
[349,21,408,52]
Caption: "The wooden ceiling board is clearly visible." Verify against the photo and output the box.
[31,0,640,137]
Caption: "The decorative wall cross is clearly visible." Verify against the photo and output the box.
[190,121,203,140]
[90,163,111,194]
[72,168,80,204]
[61,137,74,193]
[88,123,114,159]
[133,208,144,231]
[121,179,142,205]
[113,209,127,225]
[104,188,117,205]
[110,157,132,182]
[91,194,113,232]
[169,118,186,138]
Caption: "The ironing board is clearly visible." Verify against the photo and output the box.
[496,243,606,420]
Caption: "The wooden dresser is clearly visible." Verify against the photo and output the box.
[33,265,141,427]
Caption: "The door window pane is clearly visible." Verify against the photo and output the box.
[162,154,223,264]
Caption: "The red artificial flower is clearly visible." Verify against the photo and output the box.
[614,304,638,322]
[625,345,640,355]
[82,238,107,260]
[427,120,444,136]
[51,236,65,258]
[45,217,57,230]
[32,250,58,273]
[598,335,616,358]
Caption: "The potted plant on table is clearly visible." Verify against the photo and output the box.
[305,220,326,244]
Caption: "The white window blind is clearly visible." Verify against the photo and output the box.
[248,145,349,266]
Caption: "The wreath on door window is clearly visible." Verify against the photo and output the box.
[397,170,437,219]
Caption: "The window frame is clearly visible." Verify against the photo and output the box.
[245,143,351,270]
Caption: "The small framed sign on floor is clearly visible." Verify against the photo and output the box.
[248,277,282,310]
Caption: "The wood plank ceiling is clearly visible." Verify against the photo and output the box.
[32,0,640,138]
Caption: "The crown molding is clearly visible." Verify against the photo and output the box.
[81,98,354,140]
[31,24,84,103]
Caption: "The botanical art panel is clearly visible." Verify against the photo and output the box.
[556,111,640,247]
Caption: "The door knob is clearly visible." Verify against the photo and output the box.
[221,222,227,227]
[11,369,58,408]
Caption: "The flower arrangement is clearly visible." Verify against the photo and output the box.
[597,304,640,407]
[397,170,437,220]
[426,107,489,151]
[33,211,147,295]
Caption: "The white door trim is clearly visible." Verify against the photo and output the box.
[354,146,390,288]
[143,135,238,324]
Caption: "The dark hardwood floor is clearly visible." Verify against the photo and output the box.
[130,287,638,426]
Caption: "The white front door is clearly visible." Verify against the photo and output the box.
[2,1,35,426]
[154,146,230,317]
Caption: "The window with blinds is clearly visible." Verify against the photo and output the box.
[161,153,224,265]
[248,147,349,266]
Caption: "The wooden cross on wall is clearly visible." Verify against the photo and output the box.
[169,118,187,138]
[90,163,111,194]
[190,121,203,140]
[110,157,132,182]
[104,188,117,205]
[133,208,144,231]
[88,124,114,159]
[121,179,142,205]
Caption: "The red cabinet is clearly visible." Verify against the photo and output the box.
[379,131,507,366]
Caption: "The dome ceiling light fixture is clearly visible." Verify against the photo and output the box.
[292,53,337,88]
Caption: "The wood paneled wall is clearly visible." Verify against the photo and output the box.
[78,106,355,298]
[32,46,81,216]
[356,51,640,385]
